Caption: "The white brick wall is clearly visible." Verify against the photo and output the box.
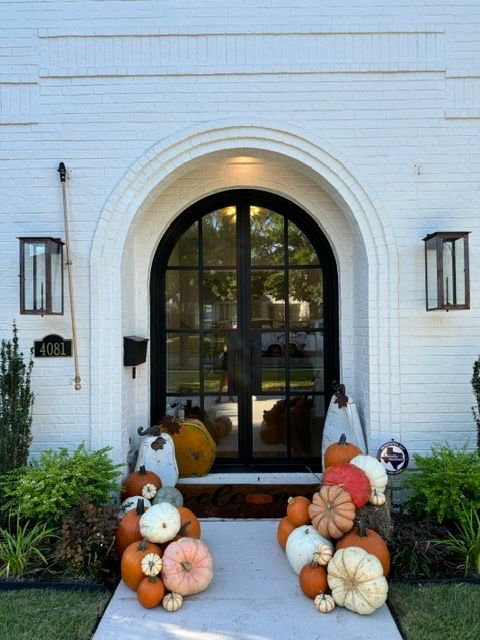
[0,1,478,463]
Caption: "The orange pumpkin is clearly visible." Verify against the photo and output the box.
[277,517,296,551]
[122,466,162,500]
[308,486,356,539]
[115,498,147,555]
[324,433,362,468]
[299,562,328,599]
[336,523,391,576]
[121,539,163,591]
[286,496,311,527]
[176,507,201,539]
[137,576,165,608]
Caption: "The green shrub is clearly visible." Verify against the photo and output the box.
[404,444,480,523]
[0,515,57,577]
[56,501,118,580]
[0,444,122,525]
[0,322,34,474]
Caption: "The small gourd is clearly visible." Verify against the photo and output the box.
[162,592,183,612]
[140,502,181,543]
[312,544,333,566]
[142,483,158,500]
[141,552,163,577]
[153,486,184,508]
[314,593,335,613]
[370,489,387,506]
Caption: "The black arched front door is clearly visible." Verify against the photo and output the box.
[151,190,338,470]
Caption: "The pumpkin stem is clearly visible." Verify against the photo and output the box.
[358,520,368,537]
[339,433,347,445]
[287,497,295,505]
[149,576,157,584]
[136,498,145,516]
[138,538,148,551]
[181,561,192,572]
[139,465,147,475]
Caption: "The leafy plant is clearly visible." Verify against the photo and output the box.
[0,444,122,525]
[0,515,57,577]
[0,322,34,474]
[435,507,480,576]
[403,444,480,523]
[472,355,480,452]
[56,501,118,580]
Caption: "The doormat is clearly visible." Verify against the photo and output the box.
[181,483,319,518]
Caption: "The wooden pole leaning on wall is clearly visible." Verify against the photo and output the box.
[58,162,81,390]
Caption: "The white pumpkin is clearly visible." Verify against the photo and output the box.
[350,454,388,495]
[118,495,151,519]
[136,433,179,487]
[286,525,333,575]
[327,547,388,615]
[139,502,181,543]
[370,489,387,506]
[314,593,335,613]
[162,592,183,612]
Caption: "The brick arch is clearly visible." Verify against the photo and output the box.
[90,122,399,459]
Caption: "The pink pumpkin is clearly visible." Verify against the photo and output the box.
[161,537,213,596]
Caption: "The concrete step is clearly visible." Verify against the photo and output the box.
[93,520,402,640]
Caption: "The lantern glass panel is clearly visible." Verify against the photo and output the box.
[51,241,63,313]
[442,239,454,305]
[24,241,47,312]
[425,236,438,310]
[454,237,466,305]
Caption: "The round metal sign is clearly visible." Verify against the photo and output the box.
[377,439,409,475]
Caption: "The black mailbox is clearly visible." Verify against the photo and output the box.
[123,336,148,367]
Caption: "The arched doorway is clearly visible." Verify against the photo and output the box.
[151,190,339,471]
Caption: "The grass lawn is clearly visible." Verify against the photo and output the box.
[0,588,111,640]
[389,582,480,640]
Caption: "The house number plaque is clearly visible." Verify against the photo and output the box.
[34,334,72,358]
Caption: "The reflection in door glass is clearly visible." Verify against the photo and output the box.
[166,271,199,329]
[259,331,286,392]
[204,396,238,458]
[204,333,236,392]
[203,208,237,266]
[166,334,199,393]
[288,221,319,265]
[168,222,198,267]
[289,331,324,391]
[203,270,237,329]
[251,270,285,329]
[290,395,325,458]
[254,396,287,458]
[250,207,284,265]
[288,268,323,328]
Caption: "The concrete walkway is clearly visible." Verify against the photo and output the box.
[94,520,402,640]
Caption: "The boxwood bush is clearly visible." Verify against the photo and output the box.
[0,444,122,526]
[403,444,480,524]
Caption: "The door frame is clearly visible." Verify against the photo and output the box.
[150,189,339,471]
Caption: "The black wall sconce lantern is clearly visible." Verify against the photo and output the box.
[19,238,64,315]
[124,336,149,378]
[423,231,470,311]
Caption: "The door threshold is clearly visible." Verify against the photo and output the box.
[177,471,320,485]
